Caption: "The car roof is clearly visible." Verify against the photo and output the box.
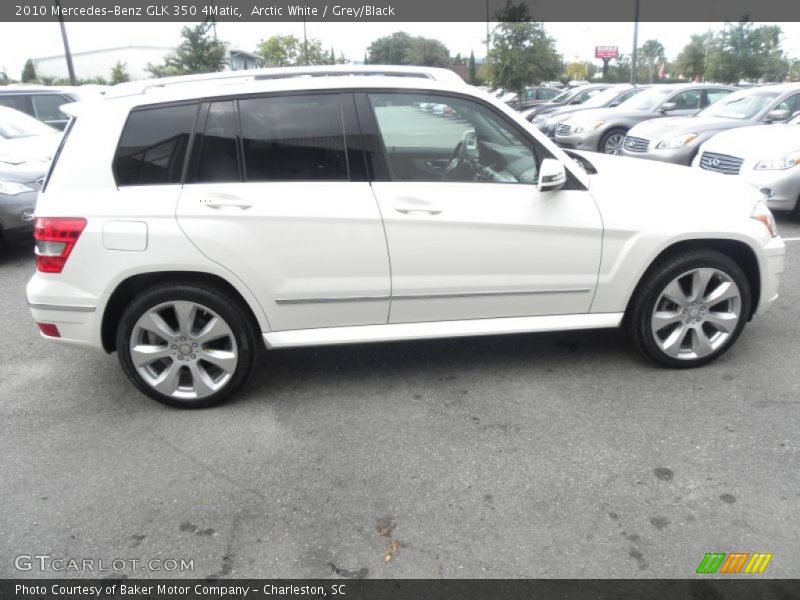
[62,67,475,115]
[0,84,76,95]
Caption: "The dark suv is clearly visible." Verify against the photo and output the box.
[0,86,77,130]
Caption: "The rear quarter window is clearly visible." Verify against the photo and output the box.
[113,103,198,186]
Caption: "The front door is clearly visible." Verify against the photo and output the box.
[361,92,603,324]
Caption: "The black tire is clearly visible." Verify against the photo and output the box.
[116,282,258,408]
[599,128,627,155]
[792,195,800,220]
[626,249,751,368]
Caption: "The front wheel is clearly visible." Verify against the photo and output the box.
[116,283,257,408]
[600,129,627,155]
[627,249,751,368]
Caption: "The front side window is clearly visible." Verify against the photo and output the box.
[669,89,702,110]
[368,93,540,185]
[239,94,348,181]
[704,88,732,107]
[31,94,70,123]
[775,93,800,117]
[113,104,197,186]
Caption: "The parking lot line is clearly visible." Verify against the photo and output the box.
[782,237,800,242]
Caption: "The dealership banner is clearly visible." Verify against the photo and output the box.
[4,0,800,22]
[3,579,800,600]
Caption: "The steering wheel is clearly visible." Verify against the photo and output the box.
[441,130,477,181]
[441,140,467,181]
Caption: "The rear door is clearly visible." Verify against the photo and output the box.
[176,92,391,332]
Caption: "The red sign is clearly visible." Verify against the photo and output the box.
[595,46,619,60]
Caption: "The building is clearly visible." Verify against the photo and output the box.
[32,46,262,82]
[33,46,173,81]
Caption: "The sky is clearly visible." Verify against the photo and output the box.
[2,20,800,80]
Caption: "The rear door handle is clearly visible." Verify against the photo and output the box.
[200,195,252,210]
[394,199,442,215]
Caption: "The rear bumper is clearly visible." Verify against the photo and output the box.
[26,273,103,349]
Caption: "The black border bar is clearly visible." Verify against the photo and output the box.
[4,0,800,22]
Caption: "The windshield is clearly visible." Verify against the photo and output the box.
[0,107,56,139]
[551,88,578,103]
[618,87,673,111]
[581,87,630,108]
[699,89,782,119]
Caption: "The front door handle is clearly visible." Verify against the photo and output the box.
[394,199,442,215]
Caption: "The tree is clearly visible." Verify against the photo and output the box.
[110,61,130,84]
[366,32,413,64]
[674,33,712,80]
[639,39,665,83]
[704,21,790,83]
[256,34,330,66]
[405,37,452,67]
[565,62,587,80]
[21,59,37,83]
[468,51,478,84]
[147,23,227,77]
[484,2,561,97]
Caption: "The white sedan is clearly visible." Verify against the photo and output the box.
[693,113,800,216]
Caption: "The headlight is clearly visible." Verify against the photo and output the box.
[751,200,778,237]
[573,120,605,134]
[754,151,800,170]
[0,180,35,196]
[655,133,698,149]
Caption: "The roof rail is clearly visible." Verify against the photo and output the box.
[106,65,465,98]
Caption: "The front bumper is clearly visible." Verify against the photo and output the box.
[0,189,37,242]
[758,235,786,316]
[555,130,603,152]
[620,144,697,166]
[739,167,800,213]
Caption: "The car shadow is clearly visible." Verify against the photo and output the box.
[0,242,34,268]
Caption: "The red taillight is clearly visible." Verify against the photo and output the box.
[34,217,87,273]
[37,323,61,337]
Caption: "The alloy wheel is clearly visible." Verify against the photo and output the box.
[129,301,238,400]
[650,268,742,360]
[603,133,625,155]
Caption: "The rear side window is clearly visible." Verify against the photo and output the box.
[239,94,348,181]
[113,104,197,186]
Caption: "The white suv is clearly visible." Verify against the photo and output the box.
[27,66,786,407]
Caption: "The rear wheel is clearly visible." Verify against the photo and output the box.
[600,128,627,155]
[116,283,257,408]
[627,249,751,368]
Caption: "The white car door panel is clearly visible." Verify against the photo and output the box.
[371,182,602,323]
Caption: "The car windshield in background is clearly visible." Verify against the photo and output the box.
[551,89,574,103]
[580,87,627,108]
[618,87,672,111]
[699,90,782,119]
[0,107,56,139]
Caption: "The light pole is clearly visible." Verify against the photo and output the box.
[630,0,640,85]
[54,0,76,85]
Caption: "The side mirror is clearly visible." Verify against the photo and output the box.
[538,159,567,193]
[766,108,790,122]
[660,102,677,113]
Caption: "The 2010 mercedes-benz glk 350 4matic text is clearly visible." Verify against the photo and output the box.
[27,66,786,408]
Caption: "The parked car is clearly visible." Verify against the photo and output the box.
[556,84,736,155]
[0,85,77,130]
[521,84,613,120]
[692,113,800,216]
[0,106,62,247]
[529,84,647,139]
[622,83,800,165]
[27,65,784,407]
[509,86,562,110]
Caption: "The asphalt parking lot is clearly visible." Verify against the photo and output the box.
[1,217,798,580]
